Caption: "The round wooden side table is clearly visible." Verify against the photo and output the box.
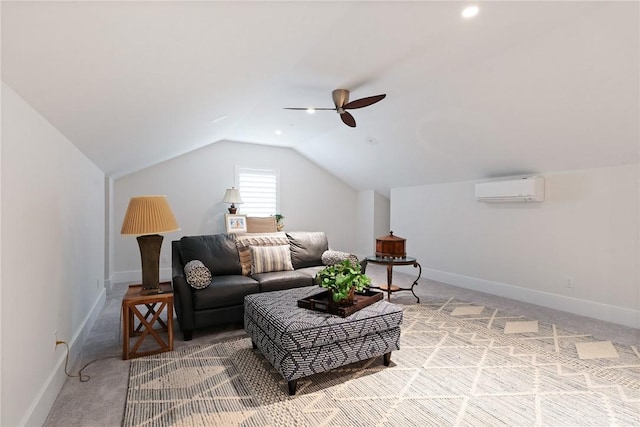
[363,256,421,302]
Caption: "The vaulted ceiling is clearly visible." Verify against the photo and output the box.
[2,1,638,196]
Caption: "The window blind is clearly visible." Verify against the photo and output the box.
[237,168,278,217]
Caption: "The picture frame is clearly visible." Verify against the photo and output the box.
[225,214,247,233]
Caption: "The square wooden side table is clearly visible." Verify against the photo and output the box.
[122,282,174,360]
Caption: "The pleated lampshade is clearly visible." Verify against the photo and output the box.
[121,196,180,235]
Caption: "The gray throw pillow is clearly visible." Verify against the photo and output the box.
[321,250,359,266]
[184,260,212,289]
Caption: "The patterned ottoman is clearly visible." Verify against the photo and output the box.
[244,286,403,395]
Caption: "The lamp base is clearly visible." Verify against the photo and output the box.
[228,204,237,214]
[137,234,163,292]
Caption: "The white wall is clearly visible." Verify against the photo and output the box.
[1,83,106,426]
[112,141,358,283]
[356,191,374,257]
[391,164,640,328]
[356,190,390,257]
[105,177,115,290]
[373,191,391,247]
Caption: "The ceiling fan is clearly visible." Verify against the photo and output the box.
[284,89,386,128]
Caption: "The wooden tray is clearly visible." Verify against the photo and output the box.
[297,289,383,317]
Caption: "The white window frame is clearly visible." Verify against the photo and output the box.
[235,166,280,217]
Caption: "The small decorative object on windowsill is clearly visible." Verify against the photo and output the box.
[222,187,243,214]
[314,259,371,306]
[274,213,285,231]
[375,231,406,258]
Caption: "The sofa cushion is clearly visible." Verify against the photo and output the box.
[192,275,259,310]
[251,270,314,293]
[295,265,325,279]
[250,245,294,274]
[235,232,289,276]
[286,231,329,269]
[179,234,241,276]
[184,260,212,289]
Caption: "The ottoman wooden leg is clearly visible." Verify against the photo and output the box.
[288,379,298,395]
[383,352,392,366]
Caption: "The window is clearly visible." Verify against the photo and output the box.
[236,167,279,217]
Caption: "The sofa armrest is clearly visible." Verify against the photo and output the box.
[172,240,185,278]
[172,275,194,334]
[171,240,195,337]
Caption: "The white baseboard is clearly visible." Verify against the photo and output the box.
[422,267,640,329]
[111,268,173,286]
[23,287,106,426]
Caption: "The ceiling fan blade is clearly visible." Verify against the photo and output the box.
[340,111,356,127]
[283,107,336,111]
[343,94,386,110]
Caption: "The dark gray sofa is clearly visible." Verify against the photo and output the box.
[171,231,330,340]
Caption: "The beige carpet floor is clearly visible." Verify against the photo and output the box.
[44,264,640,426]
[124,298,640,426]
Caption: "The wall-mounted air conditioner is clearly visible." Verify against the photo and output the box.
[475,176,545,202]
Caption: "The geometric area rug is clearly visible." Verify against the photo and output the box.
[125,300,640,426]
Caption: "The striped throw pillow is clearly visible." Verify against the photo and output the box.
[235,233,289,275]
[249,244,294,275]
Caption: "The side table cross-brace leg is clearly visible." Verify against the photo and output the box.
[384,262,421,303]
[123,299,173,359]
[130,302,169,354]
[131,302,168,335]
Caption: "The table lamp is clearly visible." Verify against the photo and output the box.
[121,195,180,295]
[222,187,243,214]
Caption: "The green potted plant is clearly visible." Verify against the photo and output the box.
[315,259,371,306]
[274,213,285,231]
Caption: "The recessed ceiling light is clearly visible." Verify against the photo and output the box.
[275,129,283,135]
[462,5,479,18]
[306,108,315,114]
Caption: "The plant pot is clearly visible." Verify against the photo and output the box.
[329,287,355,307]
